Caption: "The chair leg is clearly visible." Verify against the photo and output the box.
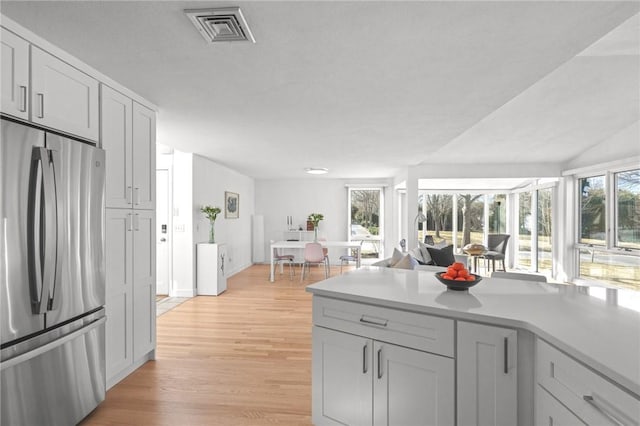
[288,260,294,280]
[300,263,305,282]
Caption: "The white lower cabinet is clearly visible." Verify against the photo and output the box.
[536,385,585,426]
[457,321,518,426]
[536,339,640,426]
[313,326,372,426]
[313,326,454,426]
[196,243,227,296]
[105,208,156,388]
[373,340,454,426]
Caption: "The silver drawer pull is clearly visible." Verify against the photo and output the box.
[362,344,368,374]
[37,93,44,118]
[19,85,27,112]
[583,395,625,426]
[359,315,388,327]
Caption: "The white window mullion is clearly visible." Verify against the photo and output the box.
[531,190,538,272]
[606,171,616,250]
[452,195,458,252]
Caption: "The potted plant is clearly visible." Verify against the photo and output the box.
[201,205,221,243]
[308,213,324,241]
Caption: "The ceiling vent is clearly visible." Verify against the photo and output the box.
[184,7,255,44]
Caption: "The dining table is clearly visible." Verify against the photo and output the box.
[269,240,363,282]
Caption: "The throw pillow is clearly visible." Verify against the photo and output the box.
[417,242,433,264]
[434,239,448,249]
[391,254,418,270]
[426,245,456,267]
[388,248,405,267]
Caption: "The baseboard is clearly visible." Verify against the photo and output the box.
[172,288,196,298]
[106,351,154,390]
[227,262,253,278]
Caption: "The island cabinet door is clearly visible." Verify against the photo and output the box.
[457,321,518,426]
[312,326,373,426]
[373,341,454,426]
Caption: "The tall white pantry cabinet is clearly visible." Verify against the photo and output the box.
[102,85,157,388]
[1,18,158,390]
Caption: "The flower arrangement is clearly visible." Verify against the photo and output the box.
[201,205,221,243]
[308,213,324,241]
[201,205,221,222]
[308,213,324,227]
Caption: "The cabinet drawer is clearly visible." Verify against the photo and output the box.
[313,296,454,357]
[536,385,585,426]
[536,339,640,425]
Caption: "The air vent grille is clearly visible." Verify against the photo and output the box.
[185,7,255,43]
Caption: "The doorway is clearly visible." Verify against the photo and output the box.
[156,148,173,297]
[348,187,384,261]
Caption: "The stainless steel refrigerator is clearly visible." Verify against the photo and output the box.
[1,117,106,425]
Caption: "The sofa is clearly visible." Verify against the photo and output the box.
[372,242,468,271]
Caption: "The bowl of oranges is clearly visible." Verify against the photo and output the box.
[434,262,482,291]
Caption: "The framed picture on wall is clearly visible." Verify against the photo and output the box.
[225,191,239,219]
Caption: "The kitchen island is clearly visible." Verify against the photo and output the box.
[306,267,640,426]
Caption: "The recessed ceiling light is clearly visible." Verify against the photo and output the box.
[305,167,329,175]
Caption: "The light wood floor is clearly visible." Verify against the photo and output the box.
[83,264,350,425]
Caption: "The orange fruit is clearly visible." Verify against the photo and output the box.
[451,262,465,271]
[446,267,458,277]
[457,269,469,278]
[442,274,455,280]
[466,276,475,281]
[454,277,466,281]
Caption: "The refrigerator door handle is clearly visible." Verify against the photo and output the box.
[48,149,63,311]
[27,147,56,315]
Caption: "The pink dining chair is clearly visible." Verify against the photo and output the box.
[301,242,328,281]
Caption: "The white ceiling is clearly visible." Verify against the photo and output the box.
[1,1,638,180]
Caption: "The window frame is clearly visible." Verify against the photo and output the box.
[574,166,640,255]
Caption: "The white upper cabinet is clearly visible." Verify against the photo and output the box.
[132,102,155,210]
[1,28,29,120]
[31,46,99,141]
[101,85,155,210]
[101,85,133,208]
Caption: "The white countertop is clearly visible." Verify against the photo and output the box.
[306,267,640,397]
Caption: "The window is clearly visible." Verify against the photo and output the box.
[488,194,507,234]
[537,188,552,274]
[349,188,383,259]
[421,194,453,245]
[579,175,606,245]
[575,168,640,290]
[458,194,484,246]
[616,169,640,250]
[517,192,532,269]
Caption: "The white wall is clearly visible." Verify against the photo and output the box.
[255,178,394,263]
[171,151,194,297]
[171,152,255,297]
[192,154,255,277]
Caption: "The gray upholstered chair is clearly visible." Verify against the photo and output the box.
[491,271,547,282]
[270,240,295,280]
[482,234,510,272]
[339,241,363,274]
